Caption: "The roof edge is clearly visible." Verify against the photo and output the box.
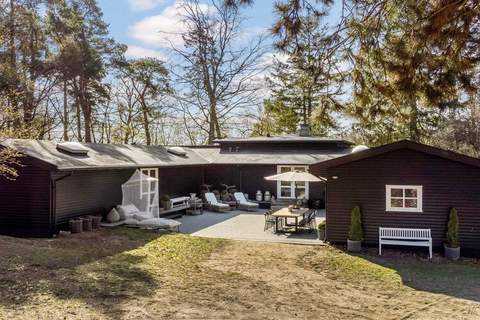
[312,140,480,169]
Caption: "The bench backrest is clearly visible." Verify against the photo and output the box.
[379,227,431,240]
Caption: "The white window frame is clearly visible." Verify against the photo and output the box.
[140,168,158,211]
[386,185,423,212]
[276,165,309,199]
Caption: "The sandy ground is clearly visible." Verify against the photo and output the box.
[0,230,479,319]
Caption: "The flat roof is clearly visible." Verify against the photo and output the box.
[213,135,353,144]
[2,139,209,171]
[2,138,354,170]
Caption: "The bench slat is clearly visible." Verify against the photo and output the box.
[379,227,432,259]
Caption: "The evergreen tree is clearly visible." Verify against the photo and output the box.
[347,0,480,142]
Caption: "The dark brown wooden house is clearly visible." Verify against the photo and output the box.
[311,140,480,256]
[0,139,207,237]
[0,134,352,237]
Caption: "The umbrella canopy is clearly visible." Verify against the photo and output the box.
[265,171,327,182]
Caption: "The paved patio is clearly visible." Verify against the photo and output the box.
[178,209,325,245]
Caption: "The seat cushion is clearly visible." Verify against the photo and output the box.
[138,218,181,229]
[133,212,154,221]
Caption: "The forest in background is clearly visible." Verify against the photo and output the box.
[0,0,479,157]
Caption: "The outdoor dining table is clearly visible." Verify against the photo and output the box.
[271,207,310,233]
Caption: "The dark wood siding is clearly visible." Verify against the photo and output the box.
[0,158,51,237]
[157,166,203,197]
[325,148,480,253]
[204,164,325,204]
[54,166,205,229]
[54,169,134,226]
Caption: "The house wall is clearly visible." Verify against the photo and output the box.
[204,164,325,206]
[324,148,480,254]
[0,158,52,237]
[54,169,134,227]
[157,166,203,197]
[54,166,205,231]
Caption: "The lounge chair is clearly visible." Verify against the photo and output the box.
[234,192,259,211]
[204,192,231,212]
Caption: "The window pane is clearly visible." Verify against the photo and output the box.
[281,167,292,173]
[390,188,403,197]
[294,167,306,172]
[280,180,290,186]
[405,188,417,197]
[295,189,306,198]
[281,187,292,197]
[405,199,418,208]
[390,198,403,208]
[296,181,306,187]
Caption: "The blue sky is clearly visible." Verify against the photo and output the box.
[97,0,278,60]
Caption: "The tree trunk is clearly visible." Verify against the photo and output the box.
[74,87,83,142]
[408,95,420,142]
[79,75,92,143]
[140,99,151,145]
[208,102,217,144]
[63,80,69,141]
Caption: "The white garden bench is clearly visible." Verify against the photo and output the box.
[379,227,432,259]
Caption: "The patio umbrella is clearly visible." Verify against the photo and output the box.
[264,171,327,182]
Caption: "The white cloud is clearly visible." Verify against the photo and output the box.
[128,0,165,11]
[125,45,167,60]
[128,1,210,48]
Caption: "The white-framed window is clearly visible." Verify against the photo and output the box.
[386,185,423,212]
[276,165,309,199]
[141,168,158,211]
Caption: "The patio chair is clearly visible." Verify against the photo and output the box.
[299,210,317,233]
[233,192,259,211]
[264,210,276,231]
[204,192,231,212]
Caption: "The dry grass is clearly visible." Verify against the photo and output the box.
[0,228,479,319]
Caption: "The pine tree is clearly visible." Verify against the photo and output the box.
[348,0,480,143]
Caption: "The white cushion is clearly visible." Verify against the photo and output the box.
[133,212,154,221]
[138,218,181,229]
[106,208,120,223]
[118,204,139,215]
[123,218,140,226]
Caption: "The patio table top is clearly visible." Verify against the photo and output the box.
[271,207,310,218]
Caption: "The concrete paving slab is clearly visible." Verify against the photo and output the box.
[178,209,326,245]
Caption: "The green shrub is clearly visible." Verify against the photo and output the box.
[348,206,363,241]
[446,208,460,248]
[318,220,326,231]
[160,194,170,202]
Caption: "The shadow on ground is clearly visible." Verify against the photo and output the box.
[330,244,480,303]
[0,228,214,318]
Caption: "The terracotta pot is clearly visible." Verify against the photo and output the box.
[444,244,460,260]
[347,239,362,252]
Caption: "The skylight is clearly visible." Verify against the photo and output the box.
[167,146,187,156]
[57,142,89,155]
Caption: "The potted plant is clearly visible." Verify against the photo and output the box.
[347,206,363,252]
[318,220,326,241]
[160,194,172,210]
[444,208,460,260]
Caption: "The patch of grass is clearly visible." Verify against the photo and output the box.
[301,246,402,287]
[0,230,224,316]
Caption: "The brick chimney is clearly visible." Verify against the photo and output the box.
[298,124,311,137]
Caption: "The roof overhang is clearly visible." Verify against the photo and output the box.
[312,140,480,169]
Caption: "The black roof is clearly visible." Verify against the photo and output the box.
[314,140,480,169]
[213,135,353,145]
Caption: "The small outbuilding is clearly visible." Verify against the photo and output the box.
[311,140,480,256]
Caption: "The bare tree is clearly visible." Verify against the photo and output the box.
[171,0,267,144]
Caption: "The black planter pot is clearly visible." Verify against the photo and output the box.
[444,244,460,260]
[347,239,362,252]
[318,229,326,241]
[69,219,83,234]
